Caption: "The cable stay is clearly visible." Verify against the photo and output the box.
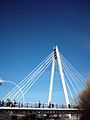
[62,64,78,96]
[60,53,86,86]
[61,60,83,92]
[3,52,53,102]
[64,77,76,105]
[11,55,52,101]
[48,46,86,107]
[15,59,52,101]
[2,46,86,107]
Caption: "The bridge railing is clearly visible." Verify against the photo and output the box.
[0,100,79,109]
[16,102,78,109]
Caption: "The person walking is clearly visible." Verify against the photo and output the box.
[38,100,41,108]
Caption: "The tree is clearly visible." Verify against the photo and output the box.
[79,80,90,120]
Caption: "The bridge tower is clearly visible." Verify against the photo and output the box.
[48,46,69,108]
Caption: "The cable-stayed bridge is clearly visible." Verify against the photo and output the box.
[0,46,86,120]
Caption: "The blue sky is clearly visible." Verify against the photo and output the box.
[0,0,90,104]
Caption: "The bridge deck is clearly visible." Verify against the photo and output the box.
[0,107,80,114]
[0,107,81,120]
[0,107,78,110]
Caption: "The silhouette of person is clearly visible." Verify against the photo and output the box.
[1,100,4,107]
[38,100,41,108]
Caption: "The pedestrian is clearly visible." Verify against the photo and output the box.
[1,100,4,107]
[38,100,41,108]
[0,100,1,107]
[13,99,16,107]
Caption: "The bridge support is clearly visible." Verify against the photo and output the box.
[48,46,69,108]
[56,46,69,108]
[48,52,55,106]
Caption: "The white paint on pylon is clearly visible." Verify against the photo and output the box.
[56,46,69,108]
[48,52,55,106]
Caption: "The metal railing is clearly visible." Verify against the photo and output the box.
[0,100,79,109]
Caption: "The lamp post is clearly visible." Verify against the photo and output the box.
[0,79,24,106]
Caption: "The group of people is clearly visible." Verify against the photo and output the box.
[0,99,41,108]
[0,99,17,107]
[0,99,79,108]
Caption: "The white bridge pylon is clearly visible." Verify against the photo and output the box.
[3,45,86,106]
[48,46,69,108]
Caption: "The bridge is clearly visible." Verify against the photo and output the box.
[0,46,85,120]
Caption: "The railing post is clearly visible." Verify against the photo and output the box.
[27,102,28,108]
